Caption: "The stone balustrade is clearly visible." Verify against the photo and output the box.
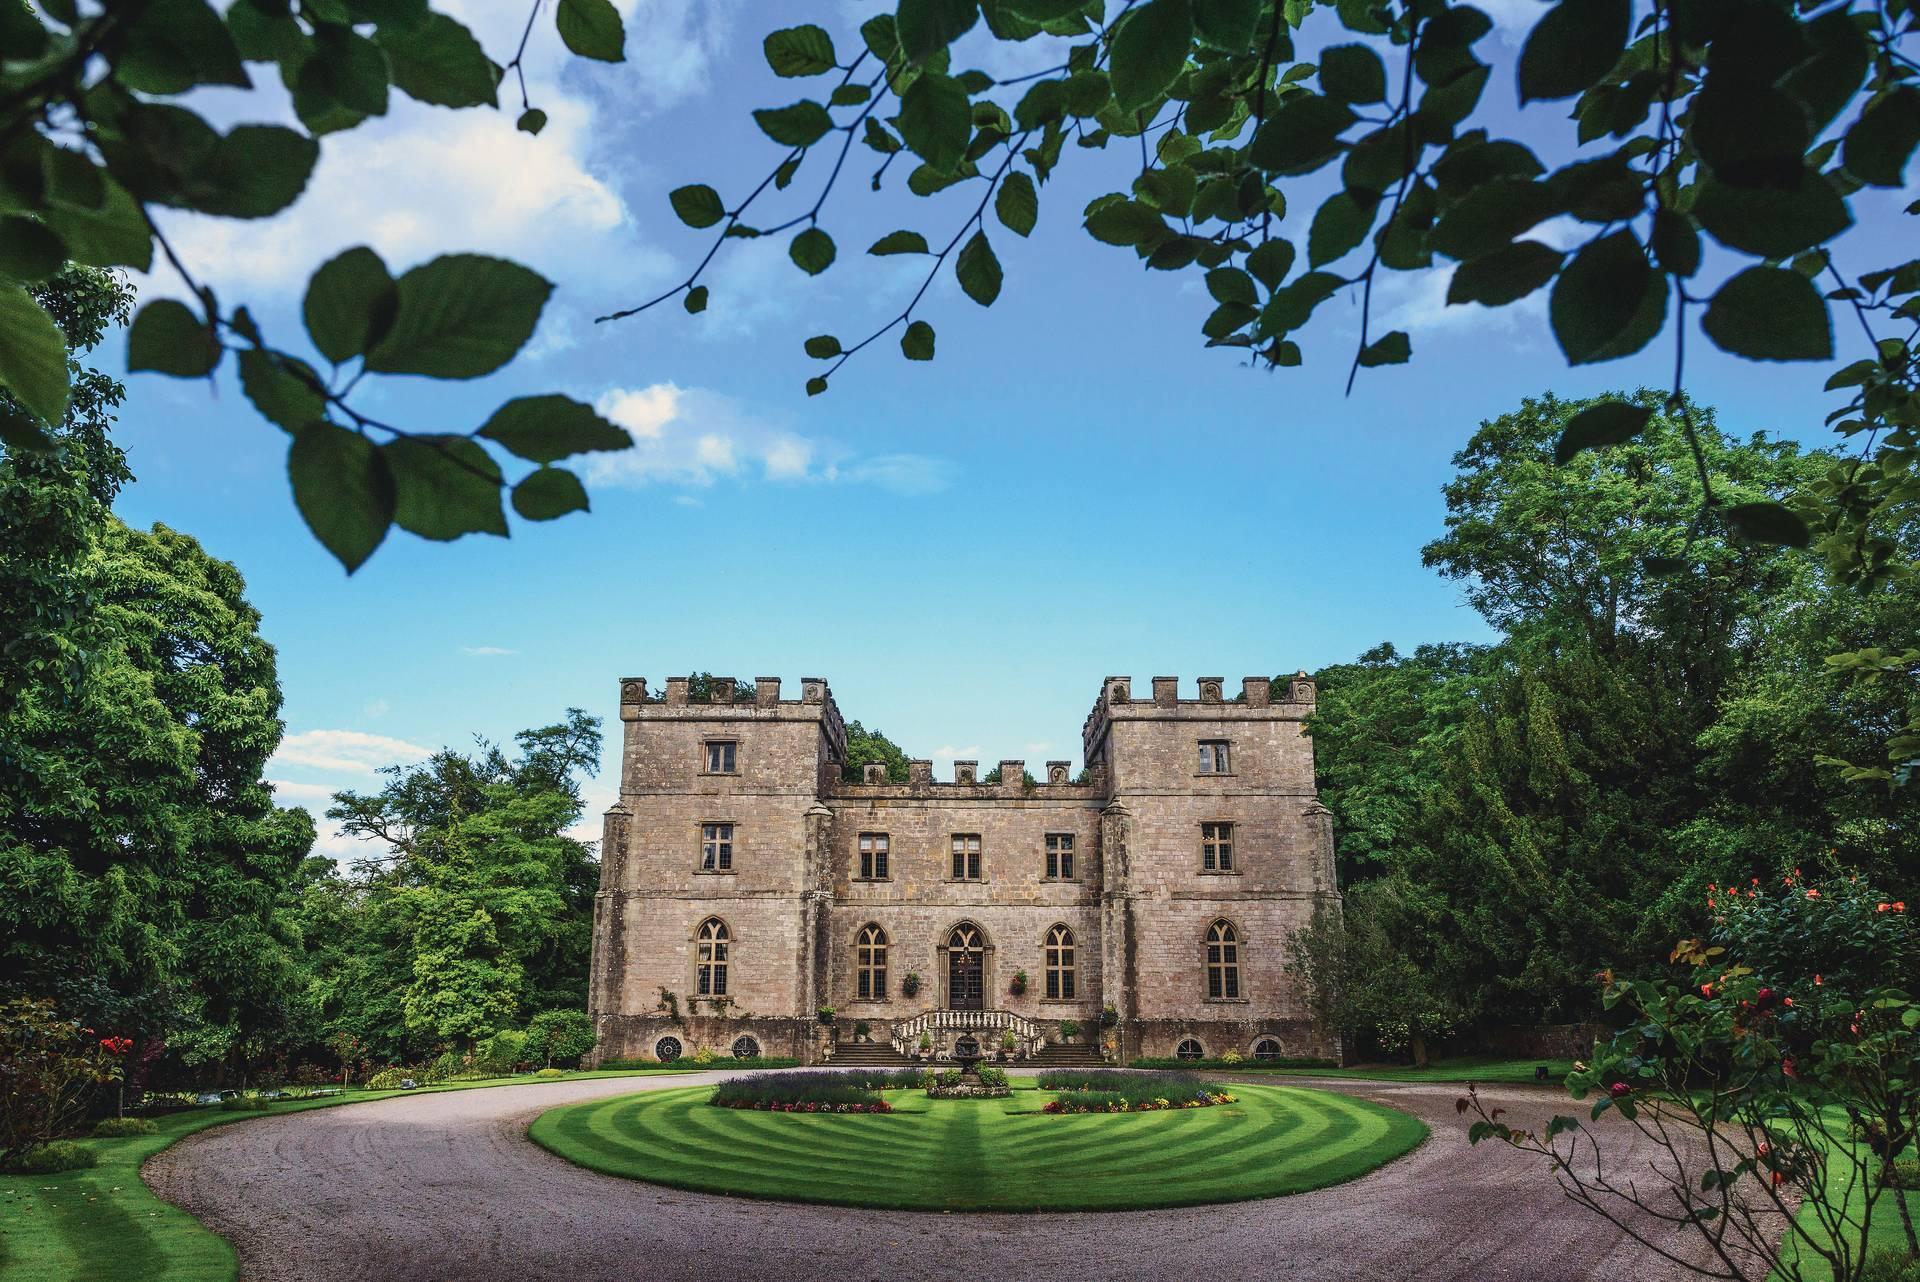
[890,1009,1041,1058]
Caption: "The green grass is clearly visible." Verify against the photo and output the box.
[0,1069,691,1282]
[528,1080,1428,1212]
[1774,1118,1920,1282]
[1185,1056,1580,1084]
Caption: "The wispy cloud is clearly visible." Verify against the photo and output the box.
[271,729,433,775]
[587,383,954,495]
[362,699,390,719]
[460,645,519,657]
[269,779,339,802]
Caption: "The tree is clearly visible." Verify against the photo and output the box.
[1287,880,1465,1065]
[842,720,914,782]
[0,0,637,572]
[523,1009,594,1068]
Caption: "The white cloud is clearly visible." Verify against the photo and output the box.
[933,744,981,759]
[269,779,338,802]
[1024,741,1054,756]
[271,729,433,774]
[588,383,954,494]
[362,698,390,719]
[460,645,519,657]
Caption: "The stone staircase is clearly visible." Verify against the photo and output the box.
[830,1041,914,1066]
[1025,1042,1103,1067]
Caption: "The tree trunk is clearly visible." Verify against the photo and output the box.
[1410,1029,1429,1069]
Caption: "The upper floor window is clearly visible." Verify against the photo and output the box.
[701,822,733,871]
[1044,924,1075,1000]
[1198,740,1232,774]
[1201,821,1234,872]
[951,833,982,880]
[1206,920,1240,999]
[858,832,890,880]
[696,918,729,996]
[856,924,888,999]
[1045,833,1075,880]
[705,741,737,773]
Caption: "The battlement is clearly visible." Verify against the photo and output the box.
[1081,673,1316,764]
[834,756,1099,796]
[617,675,846,762]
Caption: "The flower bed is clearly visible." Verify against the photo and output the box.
[708,1070,905,1112]
[1036,1069,1234,1113]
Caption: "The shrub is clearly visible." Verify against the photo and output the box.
[220,1095,271,1111]
[692,1047,717,1065]
[524,1010,595,1068]
[598,1056,798,1071]
[816,1006,836,1025]
[1131,1056,1337,1070]
[901,972,921,998]
[534,1067,566,1079]
[1220,1049,1244,1064]
[477,1029,527,1075]
[1038,1069,1218,1108]
[0,997,132,1168]
[1000,1030,1016,1051]
[853,1020,871,1041]
[1884,1159,1920,1189]
[708,1072,893,1112]
[91,1117,157,1137]
[936,1069,962,1088]
[366,1067,426,1090]
[1058,1019,1081,1041]
[6,1140,97,1173]
[1861,1251,1920,1282]
[977,1066,1009,1088]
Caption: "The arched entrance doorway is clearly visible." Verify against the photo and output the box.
[946,924,984,1010]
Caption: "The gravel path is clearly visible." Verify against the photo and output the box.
[145,1071,1718,1282]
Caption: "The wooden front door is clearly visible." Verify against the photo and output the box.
[947,925,983,1010]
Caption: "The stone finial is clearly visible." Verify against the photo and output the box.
[619,677,647,704]
[710,677,736,703]
[909,759,933,785]
[998,760,1023,787]
[1197,677,1224,703]
[954,760,978,785]
[1288,670,1317,704]
[1243,676,1271,707]
[1046,760,1071,785]
[1106,676,1130,704]
[1151,676,1178,706]
[755,677,781,707]
[664,677,690,706]
[863,762,887,783]
[801,677,826,704]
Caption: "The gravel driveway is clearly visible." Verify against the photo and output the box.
[145,1071,1720,1282]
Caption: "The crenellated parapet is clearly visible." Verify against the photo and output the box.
[619,673,847,763]
[830,753,1105,798]
[1080,673,1315,765]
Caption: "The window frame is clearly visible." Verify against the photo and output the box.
[1043,924,1076,1001]
[702,739,738,775]
[950,832,982,881]
[700,821,735,873]
[1205,919,1241,1000]
[695,918,730,997]
[855,923,888,1001]
[1174,1037,1205,1061]
[1197,739,1232,775]
[1201,821,1235,873]
[856,832,891,881]
[1044,832,1076,880]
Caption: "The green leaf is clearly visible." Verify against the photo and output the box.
[518,109,548,135]
[0,286,70,426]
[863,117,903,154]
[290,421,394,572]
[159,124,319,220]
[901,319,936,360]
[806,376,828,396]
[0,402,53,452]
[669,184,726,229]
[1650,208,1699,278]
[955,230,1002,305]
[1206,267,1257,305]
[1084,198,1166,246]
[365,254,554,379]
[1447,240,1563,305]
[1111,0,1191,112]
[118,0,250,95]
[1692,172,1852,259]
[684,285,708,313]
[476,394,631,463]
[0,215,64,283]
[1549,230,1665,365]
[1843,87,1920,188]
[753,100,834,148]
[556,0,625,61]
[1723,501,1810,548]
[897,0,979,63]
[238,348,327,433]
[511,467,590,520]
[1260,269,1344,335]
[376,14,497,107]
[383,435,507,540]
[1518,0,1627,103]
[1246,239,1295,290]
[310,26,392,118]
[304,246,399,365]
[1249,95,1355,175]
[1319,44,1387,104]
[1356,329,1410,366]
[804,334,842,358]
[40,173,152,272]
[1430,179,1558,264]
[764,24,838,76]
[898,72,971,173]
[1308,191,1377,267]
[832,83,872,106]
[789,227,837,275]
[1701,266,1833,362]
[996,170,1038,236]
[1193,0,1258,51]
[870,230,931,255]
[1553,400,1653,464]
[127,299,220,378]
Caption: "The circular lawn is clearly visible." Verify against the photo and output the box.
[527,1080,1427,1212]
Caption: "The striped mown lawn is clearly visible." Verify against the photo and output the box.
[527,1081,1427,1211]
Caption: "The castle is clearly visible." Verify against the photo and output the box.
[586,673,1341,1066]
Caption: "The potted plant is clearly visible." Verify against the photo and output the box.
[901,972,921,999]
[816,1005,835,1025]
[853,1019,871,1043]
[1010,969,1028,997]
[917,1032,933,1060]
[999,1030,1016,1061]
[1100,1003,1118,1028]
[1059,1018,1081,1044]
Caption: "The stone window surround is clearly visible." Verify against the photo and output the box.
[693,916,731,997]
[1200,820,1236,873]
[697,820,735,874]
[1205,917,1243,1001]
[936,921,993,1008]
[855,831,890,881]
[855,922,888,1001]
[700,739,739,775]
[1043,832,1076,881]
[1043,922,1075,1001]
[949,832,983,881]
[1196,738,1234,775]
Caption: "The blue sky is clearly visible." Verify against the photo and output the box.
[102,1,1907,856]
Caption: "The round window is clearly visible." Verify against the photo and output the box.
[1253,1037,1282,1062]
[1175,1037,1204,1061]
[654,1036,683,1063]
[731,1035,761,1060]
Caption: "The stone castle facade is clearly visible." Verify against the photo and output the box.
[586,673,1341,1066]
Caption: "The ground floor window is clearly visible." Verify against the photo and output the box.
[655,1036,683,1063]
[731,1035,761,1059]
[1175,1038,1204,1061]
[696,917,729,995]
[857,923,888,999]
[1044,924,1075,999]
[1253,1037,1282,1062]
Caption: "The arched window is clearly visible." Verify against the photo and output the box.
[1175,1037,1204,1061]
[1206,919,1240,999]
[947,923,984,1010]
[731,1035,761,1060]
[857,924,888,1000]
[695,918,729,996]
[1044,925,1075,1000]
[1253,1037,1282,1062]
[654,1036,683,1063]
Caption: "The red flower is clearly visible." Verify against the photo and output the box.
[1805,889,1820,899]
[1700,983,1715,998]
[1609,1082,1631,1099]
[1897,902,1907,912]
[1772,1171,1786,1187]
[1814,974,1823,985]
[1782,1058,1797,1079]
[1879,903,1892,912]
